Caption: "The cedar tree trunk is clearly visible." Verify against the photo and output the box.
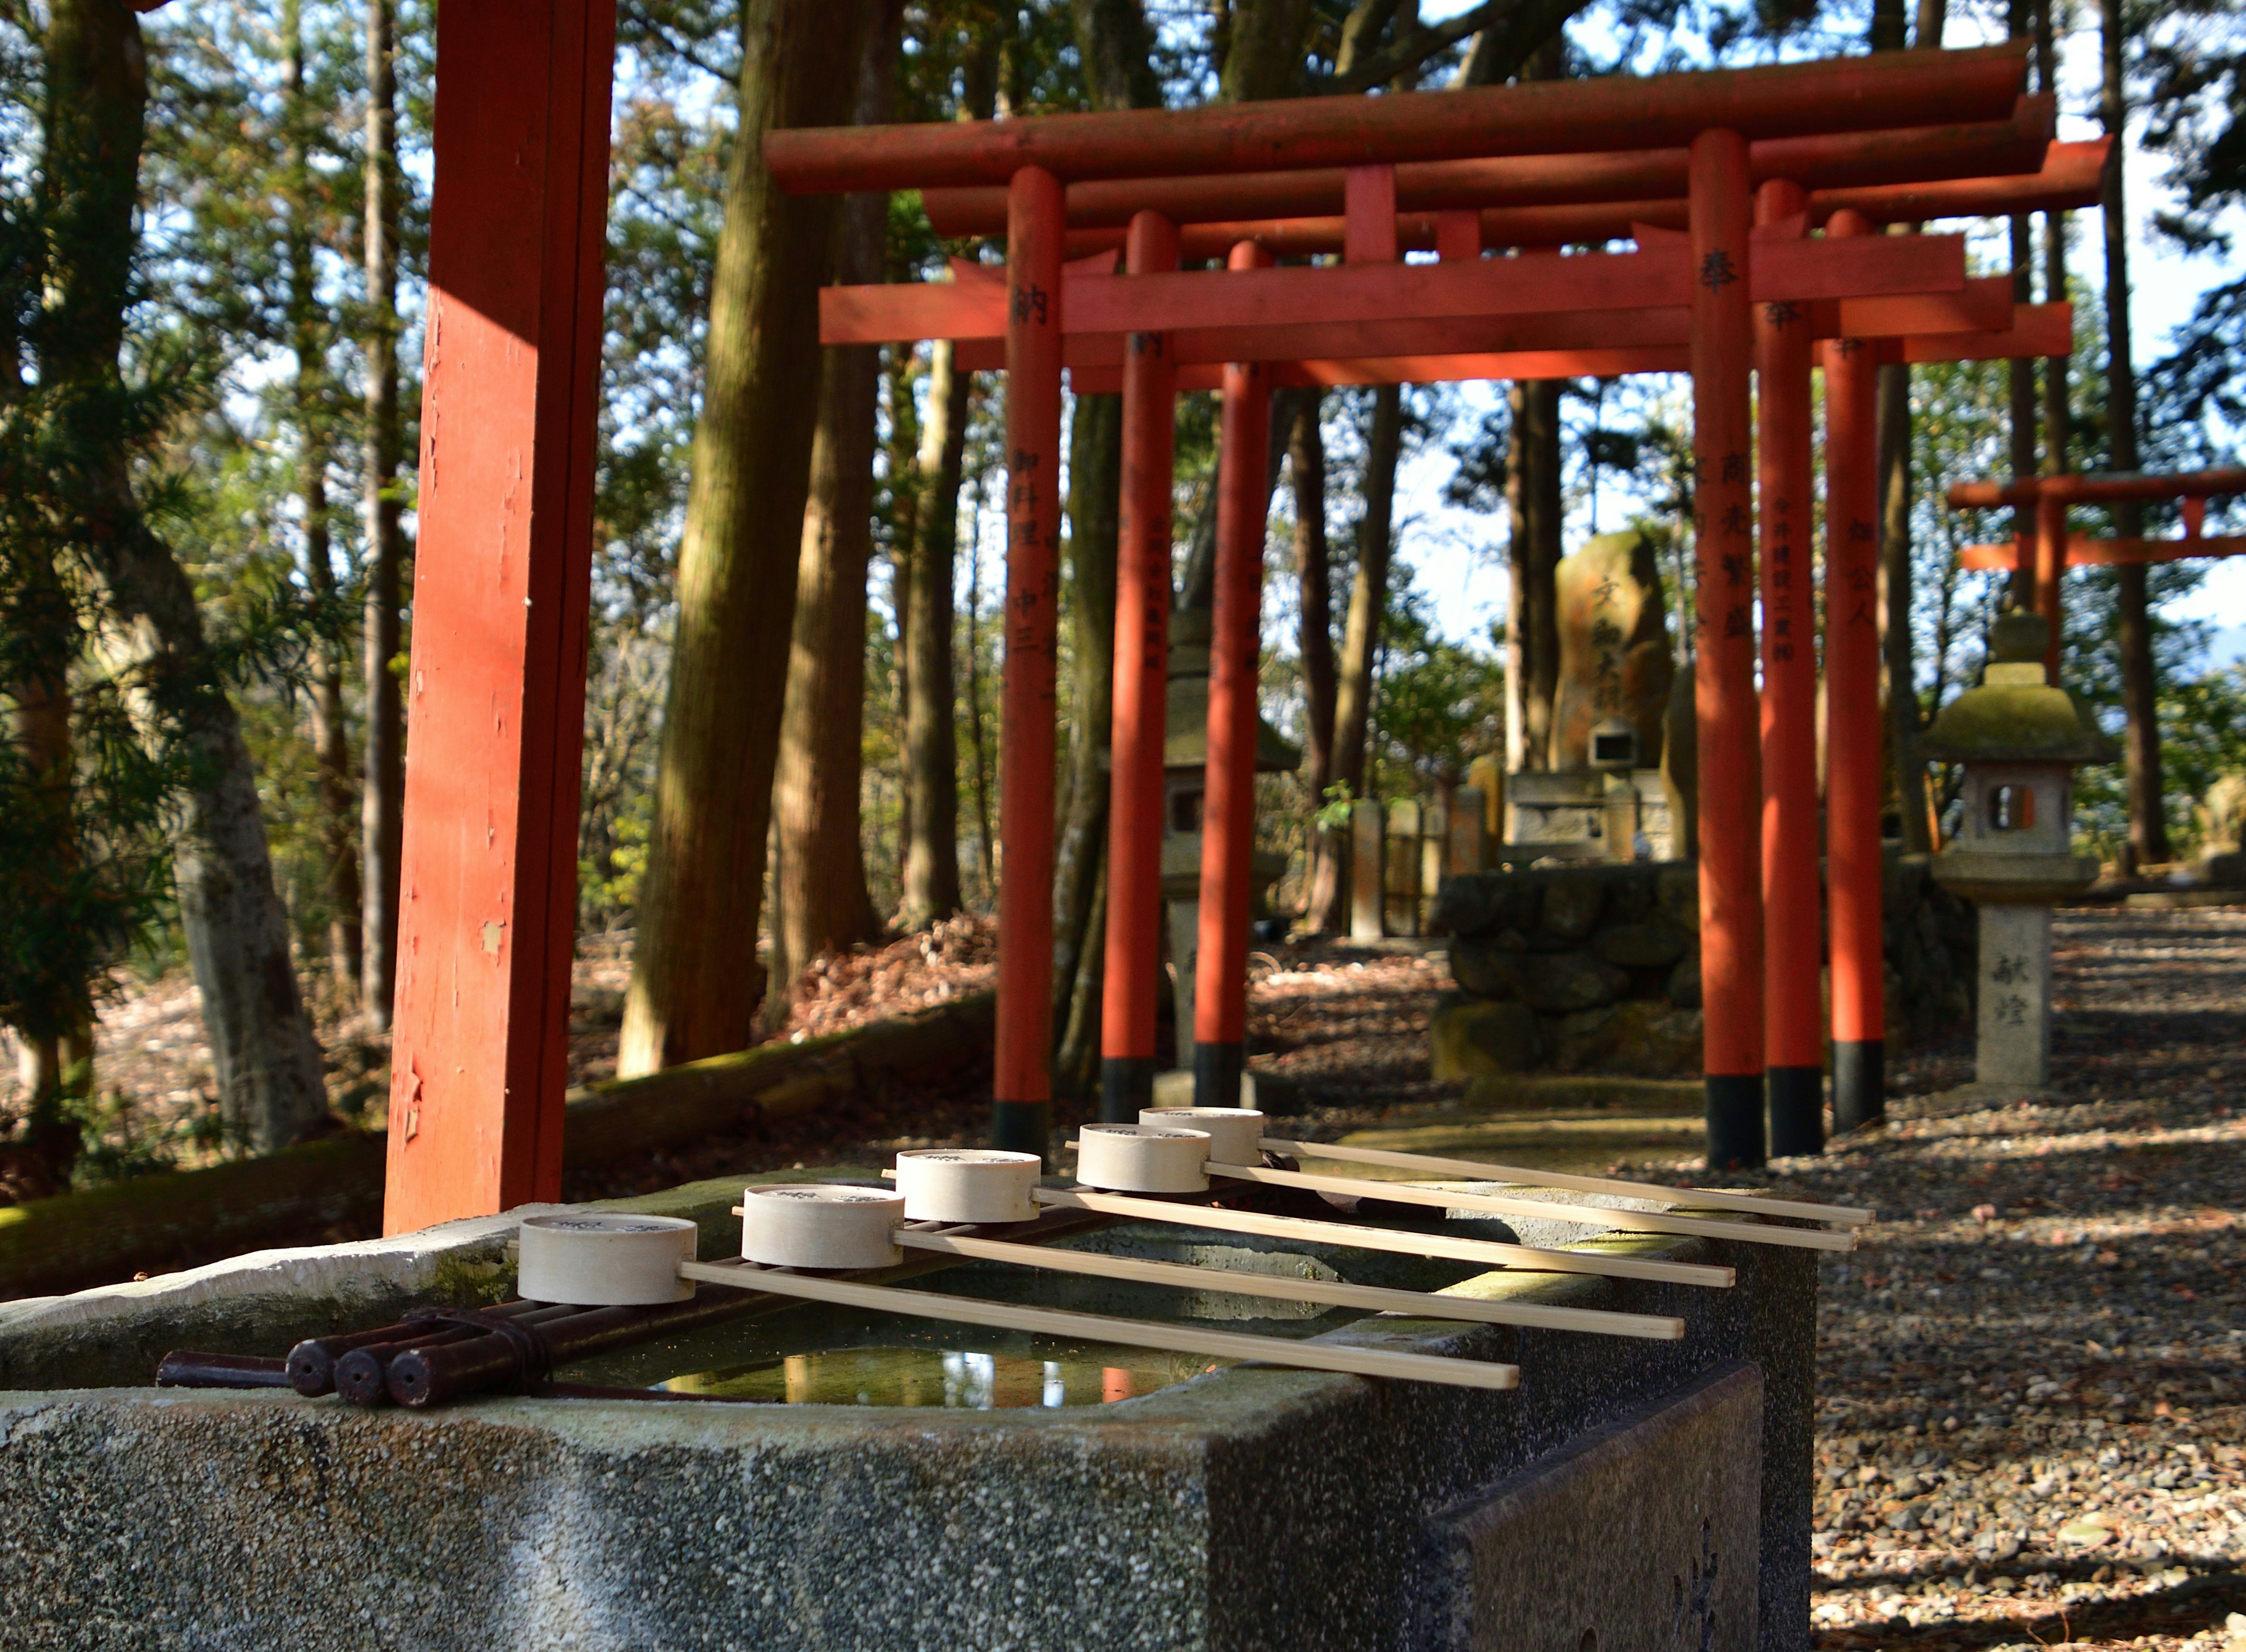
[2103,0,2167,865]
[1296,401,1348,933]
[769,0,897,1004]
[900,336,969,929]
[287,0,363,996]
[1050,391,1122,1094]
[1332,384,1402,806]
[360,0,405,1026]
[619,0,876,1075]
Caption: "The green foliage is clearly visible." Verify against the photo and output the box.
[2147,664,2246,855]
[1367,567,1504,794]
[0,5,229,1167]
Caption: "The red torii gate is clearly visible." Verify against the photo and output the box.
[776,44,2039,1171]
[1948,470,2246,681]
[371,19,2099,1226]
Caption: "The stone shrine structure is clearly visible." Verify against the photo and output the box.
[1922,611,2116,1088]
[1551,528,1675,771]
[1505,530,1680,863]
[2194,773,2246,885]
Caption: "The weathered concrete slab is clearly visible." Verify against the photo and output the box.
[0,1191,1817,1651]
[0,1172,859,1391]
[1418,1364,1761,1651]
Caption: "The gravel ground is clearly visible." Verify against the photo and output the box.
[1737,907,2246,1652]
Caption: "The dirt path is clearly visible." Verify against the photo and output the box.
[1752,908,2246,1652]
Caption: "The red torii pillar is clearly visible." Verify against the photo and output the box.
[1754,178,1824,1157]
[1822,209,1887,1135]
[992,167,1068,1157]
[383,0,616,1233]
[1100,210,1181,1122]
[1690,130,1766,1170]
[1193,239,1277,1108]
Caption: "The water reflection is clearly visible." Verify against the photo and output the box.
[660,1344,1225,1408]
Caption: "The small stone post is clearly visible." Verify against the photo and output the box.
[1349,799,1385,940]
[1976,903,2053,1085]
[1448,786,1487,882]
[1385,799,1422,937]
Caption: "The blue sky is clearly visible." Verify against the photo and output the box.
[1384,1,2246,668]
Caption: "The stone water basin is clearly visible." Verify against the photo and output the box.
[554,1228,1420,1399]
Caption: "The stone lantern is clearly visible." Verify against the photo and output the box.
[1162,608,1301,1071]
[1920,610,2116,1088]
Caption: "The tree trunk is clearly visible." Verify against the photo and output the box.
[42,0,329,1153]
[963,498,997,898]
[901,337,969,930]
[2103,0,2168,866]
[619,0,877,1076]
[1876,354,1932,852]
[1050,391,1122,1091]
[1455,0,1584,86]
[1071,0,1163,109]
[1504,378,1564,771]
[360,0,405,1029]
[1872,0,1945,855]
[769,1,897,1010]
[2006,212,2036,608]
[1475,35,1566,774]
[1296,401,1348,933]
[5,100,87,1156]
[286,0,363,999]
[1332,385,1403,808]
[1504,403,1530,770]
[1530,380,1564,741]
[2004,0,2036,608]
[1220,0,1314,101]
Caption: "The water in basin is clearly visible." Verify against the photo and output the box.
[661,1343,1227,1407]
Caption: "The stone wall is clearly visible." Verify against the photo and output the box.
[1430,853,1976,1080]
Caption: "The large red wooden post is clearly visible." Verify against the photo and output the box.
[1689,129,1766,1171]
[1100,209,1180,1122]
[383,0,617,1234]
[1822,208,1886,1135]
[1193,240,1274,1108]
[991,165,1067,1157]
[1752,178,1823,1158]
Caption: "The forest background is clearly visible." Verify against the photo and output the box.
[5,0,2246,1196]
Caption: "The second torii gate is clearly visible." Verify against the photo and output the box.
[782,44,2044,1167]
[1949,470,2246,681]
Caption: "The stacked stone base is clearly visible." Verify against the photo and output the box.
[1431,854,1976,1080]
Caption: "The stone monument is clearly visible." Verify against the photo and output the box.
[1504,529,1679,863]
[1921,610,2116,1088]
[1552,527,1673,770]
[2193,772,2246,885]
